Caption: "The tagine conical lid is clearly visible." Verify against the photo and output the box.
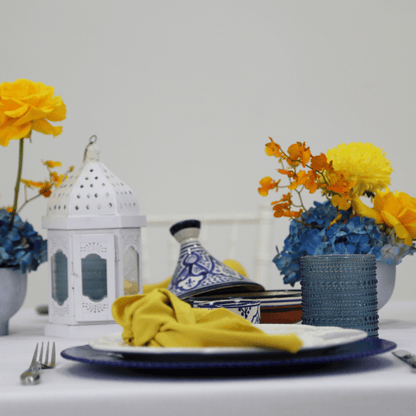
[167,220,264,300]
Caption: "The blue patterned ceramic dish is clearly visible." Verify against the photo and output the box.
[192,299,261,324]
[167,220,264,300]
[188,290,302,324]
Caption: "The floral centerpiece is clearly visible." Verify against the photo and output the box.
[258,139,416,286]
[0,79,72,274]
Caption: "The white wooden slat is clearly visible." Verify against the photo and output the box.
[254,204,274,288]
[168,237,178,278]
[227,220,239,260]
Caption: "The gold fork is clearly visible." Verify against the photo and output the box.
[38,341,56,369]
[20,342,56,385]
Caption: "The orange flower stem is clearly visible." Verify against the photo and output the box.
[292,217,322,229]
[320,173,331,189]
[17,193,42,215]
[293,185,308,211]
[9,138,25,229]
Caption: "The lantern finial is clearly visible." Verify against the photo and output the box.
[83,135,100,162]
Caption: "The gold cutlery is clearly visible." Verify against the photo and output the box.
[20,342,56,385]
[392,350,416,370]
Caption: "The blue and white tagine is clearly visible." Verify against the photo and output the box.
[191,299,261,324]
[167,220,264,300]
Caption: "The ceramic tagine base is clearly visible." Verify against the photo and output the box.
[167,220,264,300]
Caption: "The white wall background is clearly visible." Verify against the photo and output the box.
[1,0,415,309]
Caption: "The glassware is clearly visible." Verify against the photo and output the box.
[300,254,378,337]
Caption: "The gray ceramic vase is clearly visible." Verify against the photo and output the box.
[0,268,27,335]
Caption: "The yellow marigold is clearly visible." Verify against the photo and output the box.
[0,79,66,146]
[352,190,416,246]
[326,142,392,196]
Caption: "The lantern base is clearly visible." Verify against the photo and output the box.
[44,322,121,339]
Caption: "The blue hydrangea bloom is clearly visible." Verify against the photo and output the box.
[273,201,388,286]
[380,233,415,265]
[0,209,47,274]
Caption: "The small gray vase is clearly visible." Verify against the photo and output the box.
[0,268,27,335]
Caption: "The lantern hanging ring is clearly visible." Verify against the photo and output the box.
[83,135,98,162]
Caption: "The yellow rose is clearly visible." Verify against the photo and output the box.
[0,79,66,146]
[353,191,416,246]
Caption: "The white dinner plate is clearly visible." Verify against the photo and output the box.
[89,324,368,355]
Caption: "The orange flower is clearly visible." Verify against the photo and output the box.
[310,154,330,172]
[288,170,320,194]
[0,206,13,213]
[271,194,302,218]
[20,178,52,197]
[50,171,66,187]
[20,179,44,189]
[258,177,280,196]
[43,160,62,169]
[19,160,73,207]
[325,170,356,194]
[287,142,311,168]
[277,168,295,179]
[265,137,284,158]
[332,194,351,211]
[39,184,52,197]
[259,139,361,224]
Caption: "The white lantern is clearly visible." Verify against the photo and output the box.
[42,136,146,338]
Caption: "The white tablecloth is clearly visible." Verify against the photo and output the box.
[1,301,415,416]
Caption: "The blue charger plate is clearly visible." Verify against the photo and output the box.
[61,337,396,371]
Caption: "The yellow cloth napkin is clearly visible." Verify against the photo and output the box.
[112,288,303,353]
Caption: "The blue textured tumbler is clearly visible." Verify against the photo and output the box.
[300,254,378,337]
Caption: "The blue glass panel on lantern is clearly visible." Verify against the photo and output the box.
[51,250,68,306]
[81,253,108,302]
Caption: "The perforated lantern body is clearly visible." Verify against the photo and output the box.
[42,141,146,334]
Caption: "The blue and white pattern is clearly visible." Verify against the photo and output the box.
[237,305,261,324]
[192,299,261,324]
[169,242,244,294]
[168,240,262,299]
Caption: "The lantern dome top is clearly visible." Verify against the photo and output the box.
[42,136,146,230]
